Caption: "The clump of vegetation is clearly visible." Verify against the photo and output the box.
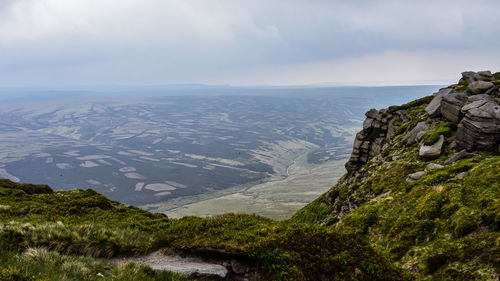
[422,122,453,145]
[388,95,433,113]
[453,79,469,92]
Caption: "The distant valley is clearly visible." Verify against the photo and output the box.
[0,85,440,218]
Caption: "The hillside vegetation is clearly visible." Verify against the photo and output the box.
[0,179,406,280]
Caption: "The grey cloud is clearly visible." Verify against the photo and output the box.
[0,0,499,86]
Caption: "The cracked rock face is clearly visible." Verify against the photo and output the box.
[441,91,468,124]
[457,99,500,151]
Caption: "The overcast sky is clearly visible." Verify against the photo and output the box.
[0,0,499,87]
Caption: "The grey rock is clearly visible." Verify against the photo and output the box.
[457,99,500,151]
[425,88,452,117]
[461,71,483,83]
[419,135,445,160]
[363,118,374,130]
[365,108,379,119]
[406,171,427,183]
[405,121,428,145]
[444,149,477,165]
[441,92,468,123]
[425,163,444,171]
[478,70,493,78]
[456,172,467,180]
[468,94,495,103]
[468,81,494,95]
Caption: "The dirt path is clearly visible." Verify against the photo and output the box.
[110,250,228,279]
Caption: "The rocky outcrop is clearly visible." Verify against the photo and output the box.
[457,97,500,151]
[345,108,393,175]
[324,70,499,224]
[435,71,500,151]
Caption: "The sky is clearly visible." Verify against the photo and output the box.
[0,0,499,87]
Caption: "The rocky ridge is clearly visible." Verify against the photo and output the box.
[306,70,500,221]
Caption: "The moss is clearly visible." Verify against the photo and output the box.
[322,154,500,280]
[395,123,409,135]
[422,122,453,145]
[388,95,434,113]
[451,207,479,237]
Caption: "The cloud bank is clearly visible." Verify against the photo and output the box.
[0,0,499,86]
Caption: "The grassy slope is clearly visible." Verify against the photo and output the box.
[293,96,500,280]
[0,179,407,281]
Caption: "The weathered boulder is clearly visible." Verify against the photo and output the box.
[425,163,444,171]
[477,70,493,79]
[461,71,485,83]
[406,171,427,183]
[419,135,445,160]
[405,121,428,145]
[441,91,468,123]
[425,88,452,117]
[444,149,477,165]
[456,98,500,151]
[468,81,494,95]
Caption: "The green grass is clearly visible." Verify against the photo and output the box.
[0,247,189,281]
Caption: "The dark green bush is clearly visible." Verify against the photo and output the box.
[0,179,53,194]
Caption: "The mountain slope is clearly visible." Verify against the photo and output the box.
[293,70,500,280]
